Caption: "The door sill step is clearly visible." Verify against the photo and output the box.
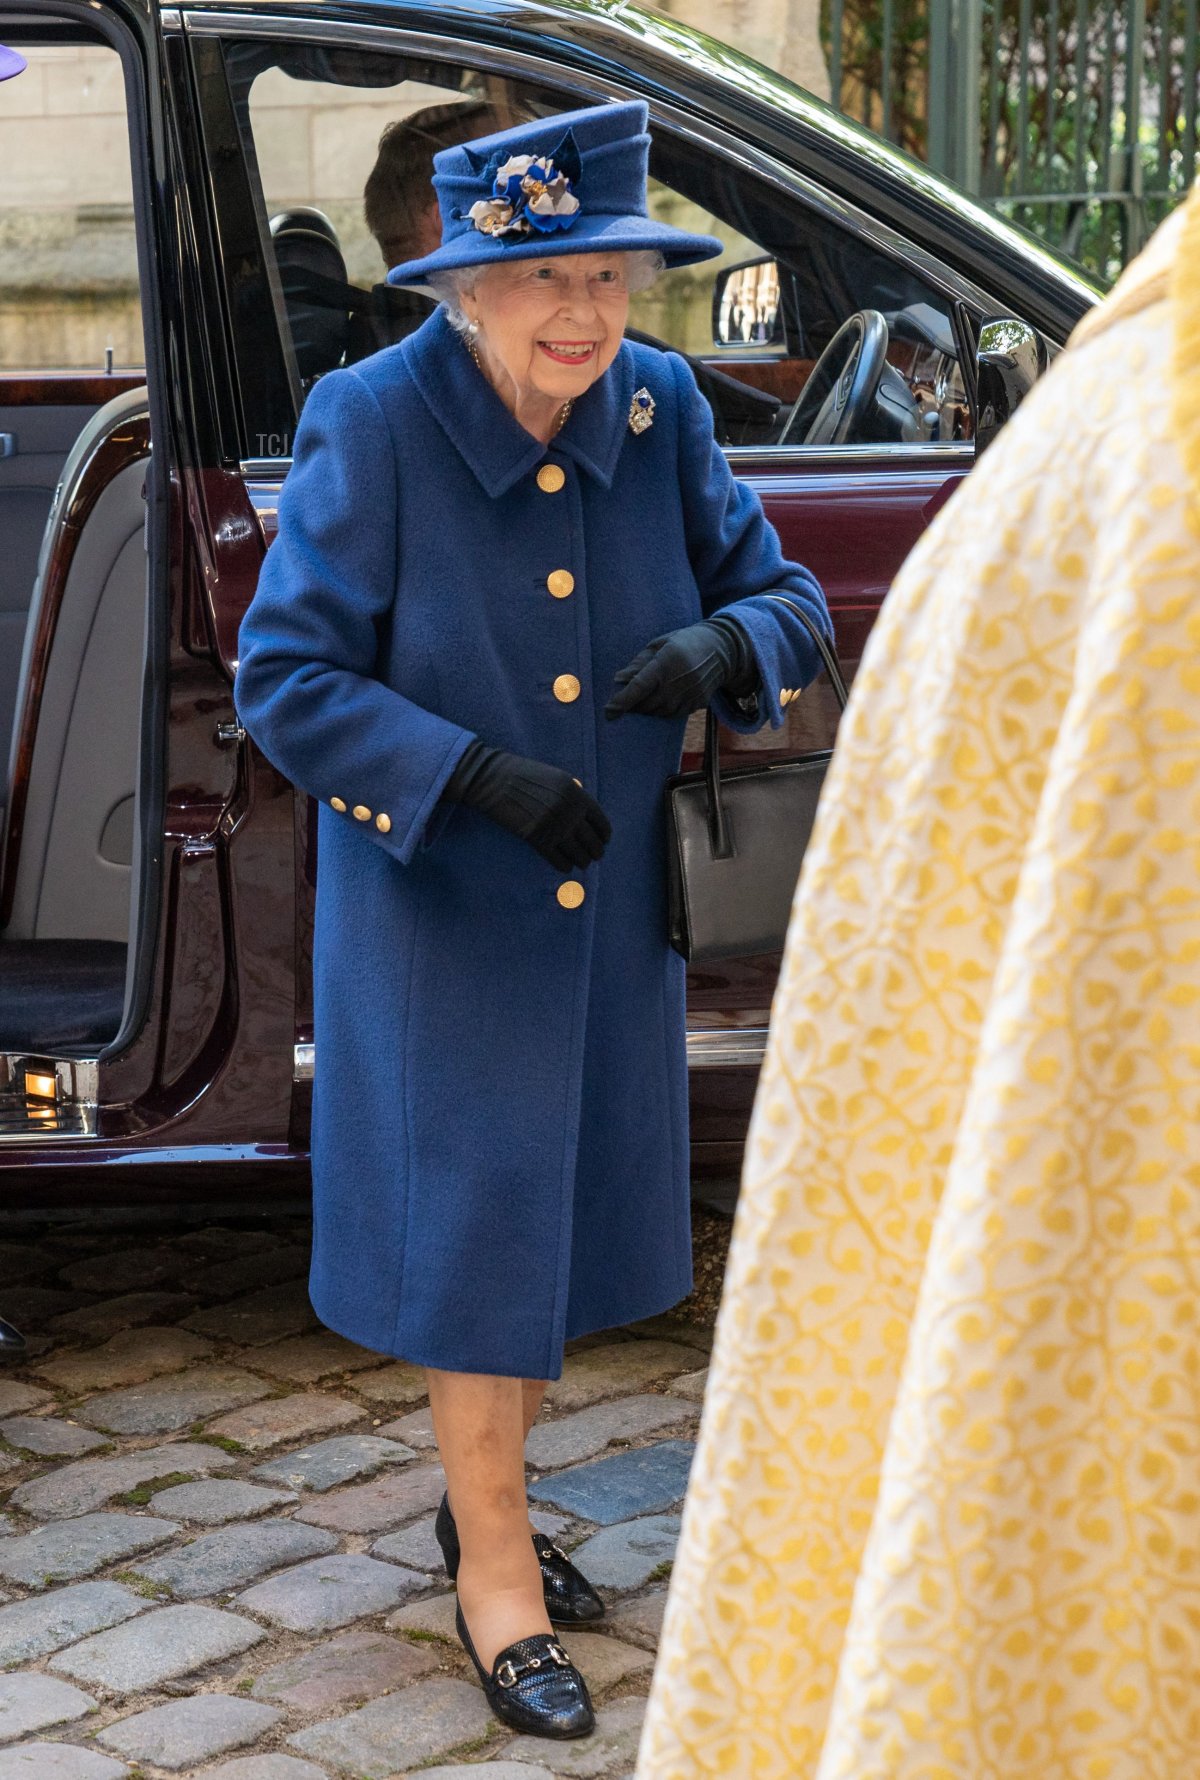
[0,1054,99,1140]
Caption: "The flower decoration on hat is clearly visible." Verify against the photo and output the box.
[464,129,583,242]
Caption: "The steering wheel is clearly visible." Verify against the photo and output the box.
[778,309,890,446]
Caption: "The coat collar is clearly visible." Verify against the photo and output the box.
[400,304,636,497]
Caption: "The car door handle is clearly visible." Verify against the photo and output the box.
[0,433,15,459]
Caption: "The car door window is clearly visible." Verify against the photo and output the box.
[209,34,969,457]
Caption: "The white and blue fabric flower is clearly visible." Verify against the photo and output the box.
[466,131,583,242]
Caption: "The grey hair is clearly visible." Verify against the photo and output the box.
[427,248,666,336]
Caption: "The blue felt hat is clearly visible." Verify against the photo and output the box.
[385,98,723,287]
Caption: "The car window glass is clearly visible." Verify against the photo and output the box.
[0,42,143,372]
[218,38,968,454]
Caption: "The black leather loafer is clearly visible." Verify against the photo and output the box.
[435,1491,605,1624]
[455,1598,595,1737]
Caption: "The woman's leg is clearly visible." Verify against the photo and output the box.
[426,1365,553,1670]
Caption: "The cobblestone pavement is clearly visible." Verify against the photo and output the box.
[0,1212,717,1777]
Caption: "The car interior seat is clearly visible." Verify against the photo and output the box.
[0,383,150,1055]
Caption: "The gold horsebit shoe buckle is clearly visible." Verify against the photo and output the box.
[495,1641,573,1688]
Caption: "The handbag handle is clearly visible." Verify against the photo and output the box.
[702,593,849,858]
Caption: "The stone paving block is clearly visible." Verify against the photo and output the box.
[134,1519,338,1599]
[0,1513,180,1587]
[31,1327,213,1394]
[49,1603,266,1693]
[97,1695,282,1770]
[624,1315,714,1353]
[543,1341,702,1412]
[293,1460,447,1534]
[252,1434,415,1492]
[0,1415,107,1457]
[402,1767,553,1780]
[0,1455,18,1480]
[524,1395,695,1472]
[10,1440,236,1519]
[351,1361,428,1408]
[287,1676,494,1777]
[59,1246,189,1293]
[0,1243,54,1286]
[240,1331,387,1386]
[668,1367,709,1401]
[148,1479,298,1524]
[0,1744,128,1777]
[0,1382,51,1418]
[174,1225,280,1255]
[384,1588,458,1642]
[49,1292,196,1340]
[375,1406,438,1448]
[188,1244,309,1300]
[4,1287,92,1327]
[0,1673,97,1744]
[205,1760,330,1780]
[0,1581,146,1665]
[527,1441,695,1524]
[206,1394,361,1452]
[604,1587,669,1649]
[564,1515,681,1590]
[252,1628,439,1712]
[237,1552,427,1631]
[76,1366,272,1435]
[183,1283,319,1347]
[503,1695,647,1776]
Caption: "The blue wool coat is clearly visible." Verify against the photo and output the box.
[233,304,831,1380]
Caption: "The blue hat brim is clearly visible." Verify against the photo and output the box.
[384,210,724,288]
[0,43,27,79]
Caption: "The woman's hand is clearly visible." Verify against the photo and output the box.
[605,614,758,719]
[441,739,612,871]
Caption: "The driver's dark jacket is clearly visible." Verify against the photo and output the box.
[232,302,831,1379]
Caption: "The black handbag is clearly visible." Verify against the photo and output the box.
[664,593,850,962]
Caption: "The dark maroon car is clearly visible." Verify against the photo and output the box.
[0,0,1099,1196]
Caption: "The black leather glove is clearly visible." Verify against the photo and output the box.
[604,613,760,720]
[441,738,612,871]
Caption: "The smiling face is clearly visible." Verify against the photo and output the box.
[459,250,632,413]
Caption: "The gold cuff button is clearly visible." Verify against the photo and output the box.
[557,880,585,908]
[330,796,347,812]
[553,674,581,703]
[375,813,391,833]
[779,688,791,704]
[547,569,575,599]
[571,776,582,786]
[537,463,565,493]
[352,804,372,821]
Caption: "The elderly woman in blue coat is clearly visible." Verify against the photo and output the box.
[233,98,831,1739]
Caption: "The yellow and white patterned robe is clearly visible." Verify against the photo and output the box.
[636,183,1200,1780]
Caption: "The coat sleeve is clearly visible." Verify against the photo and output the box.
[669,349,834,734]
[233,366,476,866]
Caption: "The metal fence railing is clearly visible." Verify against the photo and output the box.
[821,0,1200,281]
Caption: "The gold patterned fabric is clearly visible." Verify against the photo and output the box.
[636,184,1200,1780]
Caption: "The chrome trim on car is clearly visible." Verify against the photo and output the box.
[685,1027,770,1068]
[243,441,973,478]
[293,1030,766,1081]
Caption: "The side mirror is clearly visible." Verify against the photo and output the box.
[712,257,785,349]
[974,318,1048,456]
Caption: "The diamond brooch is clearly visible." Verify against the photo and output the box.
[628,386,655,433]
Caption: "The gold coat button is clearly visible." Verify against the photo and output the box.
[352,804,372,821]
[375,812,391,832]
[553,674,581,703]
[779,688,791,704]
[330,796,347,812]
[547,569,575,599]
[557,880,585,908]
[571,776,582,786]
[537,463,566,493]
